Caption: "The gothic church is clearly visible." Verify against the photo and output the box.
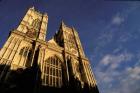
[0,7,99,93]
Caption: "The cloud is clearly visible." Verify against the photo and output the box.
[94,13,125,53]
[112,14,124,25]
[92,4,140,93]
[95,4,140,51]
[127,66,140,80]
[118,32,136,42]
[95,51,134,84]
[113,46,123,53]
[100,51,133,69]
[94,51,140,93]
[119,65,140,93]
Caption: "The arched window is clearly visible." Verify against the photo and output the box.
[31,18,41,29]
[25,50,32,67]
[19,47,32,67]
[19,48,24,55]
[19,47,29,57]
[42,56,62,87]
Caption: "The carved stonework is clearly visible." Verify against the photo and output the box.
[0,7,99,93]
[26,27,37,38]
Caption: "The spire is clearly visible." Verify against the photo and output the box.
[72,26,78,34]
[60,20,65,29]
[72,26,75,30]
[30,6,35,10]
[61,20,65,26]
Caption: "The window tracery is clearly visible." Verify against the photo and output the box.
[19,47,32,67]
[42,56,62,87]
[31,18,41,29]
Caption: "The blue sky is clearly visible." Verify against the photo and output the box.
[0,0,140,93]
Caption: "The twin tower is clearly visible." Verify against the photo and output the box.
[0,7,99,93]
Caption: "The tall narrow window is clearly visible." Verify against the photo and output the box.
[25,50,32,67]
[19,48,24,55]
[42,56,62,87]
[19,47,28,57]
[19,47,32,67]
[32,18,41,29]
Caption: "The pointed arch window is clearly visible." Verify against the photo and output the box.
[42,56,62,87]
[31,18,41,29]
[25,49,32,67]
[19,48,24,55]
[19,47,29,57]
[19,47,32,67]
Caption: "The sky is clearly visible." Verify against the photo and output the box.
[0,0,140,93]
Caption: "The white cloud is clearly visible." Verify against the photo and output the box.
[97,30,113,46]
[100,52,133,69]
[93,4,140,93]
[119,65,140,93]
[94,13,124,53]
[96,71,113,83]
[94,51,138,93]
[118,31,137,43]
[127,66,140,80]
[112,14,124,25]
[95,51,134,86]
[100,54,111,65]
[113,46,123,53]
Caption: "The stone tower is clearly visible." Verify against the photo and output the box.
[0,7,99,93]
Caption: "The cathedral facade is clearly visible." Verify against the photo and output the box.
[0,7,99,93]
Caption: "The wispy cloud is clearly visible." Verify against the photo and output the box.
[113,45,123,53]
[126,66,140,80]
[119,64,140,93]
[94,13,124,53]
[94,50,140,93]
[118,30,138,43]
[95,4,140,49]
[112,14,124,25]
[100,51,133,69]
[89,3,140,93]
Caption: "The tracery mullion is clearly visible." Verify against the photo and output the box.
[87,64,91,84]
[4,38,16,59]
[8,38,18,58]
[20,47,26,66]
[44,60,47,85]
[51,58,53,86]
[9,39,21,61]
[54,58,56,86]
[85,64,89,83]
[41,49,45,75]
[23,47,30,67]
[0,37,14,60]
[88,65,93,84]
[18,47,24,65]
[54,58,58,86]
[42,51,45,85]
[49,57,51,85]
[53,58,55,75]
[46,59,49,85]
[42,57,45,85]
[84,62,90,83]
[44,59,46,85]
[37,20,40,29]
[59,69,61,87]
[87,65,91,83]
[48,57,51,85]
[55,60,57,87]
[89,65,96,85]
